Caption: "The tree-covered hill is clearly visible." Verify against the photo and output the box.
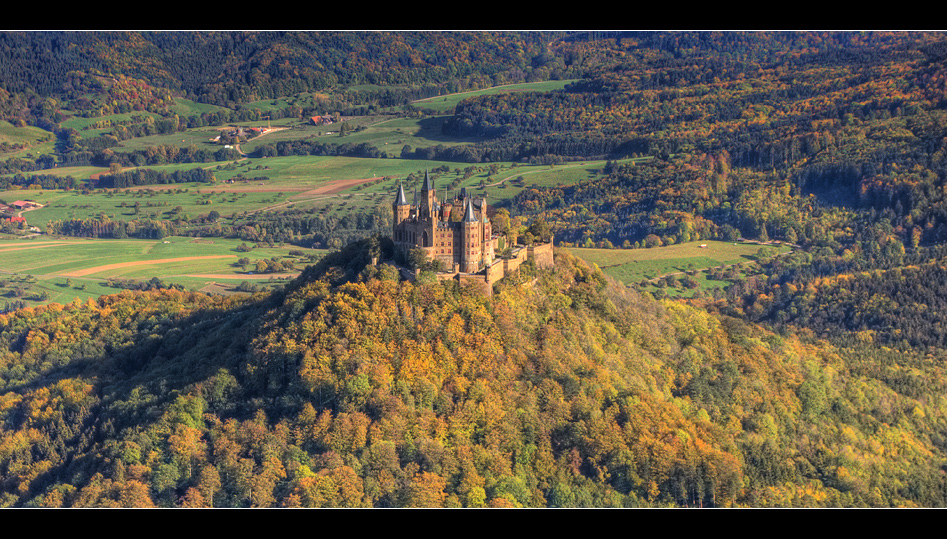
[0,31,568,108]
[440,32,947,164]
[2,240,947,507]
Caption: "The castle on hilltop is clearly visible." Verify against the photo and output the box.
[393,170,494,273]
[392,170,553,294]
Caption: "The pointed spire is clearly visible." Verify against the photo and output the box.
[395,182,408,206]
[464,198,477,222]
[422,169,433,191]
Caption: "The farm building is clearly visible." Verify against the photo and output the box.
[310,115,334,126]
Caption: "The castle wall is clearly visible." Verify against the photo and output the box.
[403,239,556,298]
[457,273,493,296]
[435,272,457,284]
[528,240,555,269]
[431,270,494,296]
[504,246,529,275]
[485,259,505,286]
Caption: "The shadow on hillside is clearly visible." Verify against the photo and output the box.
[411,116,493,144]
[5,237,395,505]
[7,289,287,503]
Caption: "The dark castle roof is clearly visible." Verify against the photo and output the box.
[464,199,477,222]
[395,183,409,206]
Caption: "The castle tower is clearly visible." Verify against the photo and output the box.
[419,170,436,221]
[393,182,410,226]
[480,194,493,262]
[461,198,482,273]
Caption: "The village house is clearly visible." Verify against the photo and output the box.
[11,201,40,210]
[310,115,334,126]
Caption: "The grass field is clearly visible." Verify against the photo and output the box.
[0,236,326,308]
[411,80,577,113]
[98,110,464,160]
[1,187,294,225]
[235,112,484,157]
[0,120,57,160]
[110,126,242,152]
[169,98,231,117]
[60,112,163,133]
[479,158,649,204]
[0,120,54,146]
[568,240,792,296]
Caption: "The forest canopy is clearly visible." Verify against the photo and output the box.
[4,242,946,508]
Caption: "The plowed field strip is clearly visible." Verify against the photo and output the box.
[60,256,237,277]
[293,177,382,196]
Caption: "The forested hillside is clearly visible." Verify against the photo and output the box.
[0,31,567,112]
[3,241,946,507]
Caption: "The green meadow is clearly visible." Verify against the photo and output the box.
[110,126,240,152]
[2,187,294,226]
[568,240,792,291]
[60,111,163,133]
[0,235,323,277]
[0,120,54,146]
[0,120,57,159]
[169,98,231,117]
[411,80,578,113]
[235,111,481,157]
[214,155,440,187]
[476,158,648,204]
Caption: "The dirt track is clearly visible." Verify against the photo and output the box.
[0,242,72,252]
[182,273,298,279]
